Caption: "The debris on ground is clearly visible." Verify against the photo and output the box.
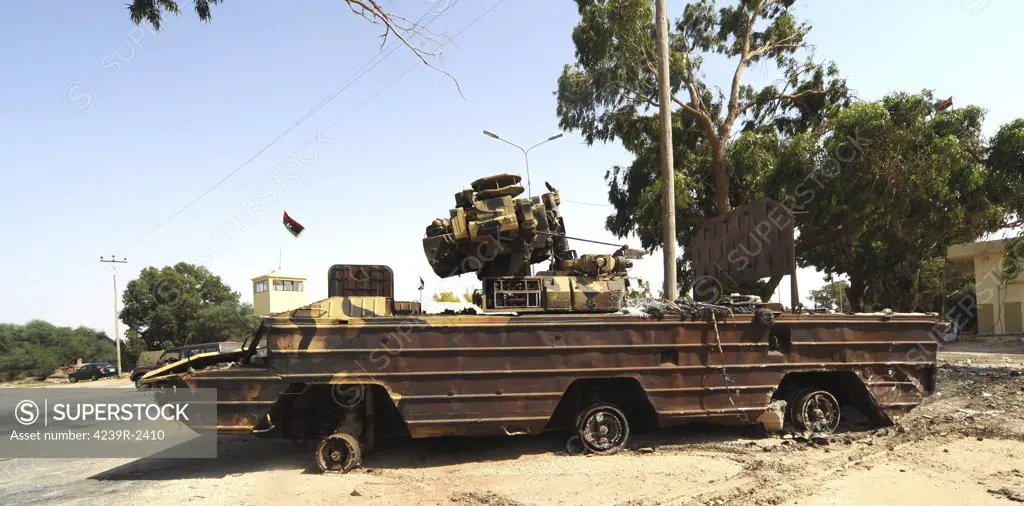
[6,342,1024,506]
[756,400,787,433]
[988,487,1024,502]
[449,491,526,506]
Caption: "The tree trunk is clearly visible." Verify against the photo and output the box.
[712,144,731,215]
[847,275,867,313]
[908,268,921,313]
[760,274,784,301]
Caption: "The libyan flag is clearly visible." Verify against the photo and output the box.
[283,211,305,238]
[418,276,424,290]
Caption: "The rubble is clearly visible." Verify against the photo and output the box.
[623,296,767,321]
[809,434,830,446]
[756,400,787,433]
[988,487,1024,503]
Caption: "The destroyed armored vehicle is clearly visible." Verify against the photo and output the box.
[141,173,939,473]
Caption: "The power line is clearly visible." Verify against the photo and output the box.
[242,0,516,190]
[238,6,463,189]
[0,0,506,296]
[0,259,94,296]
[561,198,614,207]
[115,4,461,253]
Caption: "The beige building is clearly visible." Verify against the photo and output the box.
[948,239,1024,334]
[252,271,309,316]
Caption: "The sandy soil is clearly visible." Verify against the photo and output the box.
[2,341,1024,506]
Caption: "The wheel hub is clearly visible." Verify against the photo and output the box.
[804,393,839,432]
[581,409,625,452]
[315,433,360,473]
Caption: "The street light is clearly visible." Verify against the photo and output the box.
[482,130,564,198]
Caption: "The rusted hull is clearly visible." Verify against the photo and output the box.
[167,312,937,438]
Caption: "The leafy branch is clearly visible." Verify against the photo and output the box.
[127,0,463,94]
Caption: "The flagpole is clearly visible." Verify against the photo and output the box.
[418,275,424,314]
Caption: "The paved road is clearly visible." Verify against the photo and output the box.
[0,381,209,460]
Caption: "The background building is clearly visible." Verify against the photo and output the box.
[948,239,1024,334]
[252,271,308,316]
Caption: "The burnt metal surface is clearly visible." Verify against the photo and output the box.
[151,309,937,437]
[422,174,571,279]
[140,176,936,441]
[690,199,795,286]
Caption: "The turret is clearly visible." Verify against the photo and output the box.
[423,174,642,313]
[421,173,573,279]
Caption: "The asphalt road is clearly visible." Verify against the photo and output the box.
[0,381,211,460]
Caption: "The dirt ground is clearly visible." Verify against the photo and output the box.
[2,340,1024,506]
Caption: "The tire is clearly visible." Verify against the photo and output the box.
[575,402,630,455]
[790,388,841,434]
[134,377,143,389]
[91,374,99,381]
[68,375,78,384]
[315,432,361,473]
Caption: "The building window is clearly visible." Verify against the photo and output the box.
[273,280,304,292]
[254,280,268,293]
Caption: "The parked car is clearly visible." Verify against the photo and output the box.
[68,362,117,383]
[130,341,242,389]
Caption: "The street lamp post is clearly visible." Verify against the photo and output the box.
[482,130,563,198]
[99,255,127,377]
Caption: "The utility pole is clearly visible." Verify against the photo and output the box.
[482,130,563,198]
[99,255,127,377]
[655,0,677,301]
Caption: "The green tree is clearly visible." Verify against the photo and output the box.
[123,329,148,369]
[432,291,460,303]
[556,0,847,298]
[861,258,972,314]
[557,0,847,215]
[797,92,1024,311]
[808,280,849,312]
[0,321,116,380]
[120,262,244,350]
[187,302,260,344]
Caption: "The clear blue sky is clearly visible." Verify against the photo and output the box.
[1,0,1020,339]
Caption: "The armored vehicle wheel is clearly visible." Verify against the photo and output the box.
[315,432,361,473]
[790,389,841,433]
[576,403,629,455]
